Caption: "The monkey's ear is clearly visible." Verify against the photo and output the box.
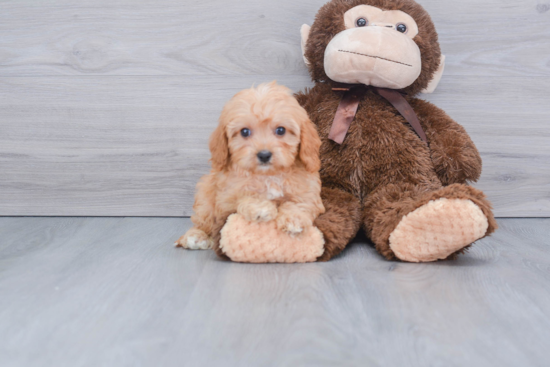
[421,55,446,94]
[300,24,311,65]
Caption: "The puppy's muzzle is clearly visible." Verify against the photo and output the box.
[257,150,272,164]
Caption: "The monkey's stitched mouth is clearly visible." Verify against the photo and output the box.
[338,50,413,67]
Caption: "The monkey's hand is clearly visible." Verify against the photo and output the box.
[411,98,482,185]
[429,136,482,185]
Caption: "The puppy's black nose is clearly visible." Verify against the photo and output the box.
[257,150,272,164]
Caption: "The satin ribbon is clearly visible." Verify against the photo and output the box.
[328,84,428,145]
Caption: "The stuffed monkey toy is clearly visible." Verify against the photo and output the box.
[296,0,497,262]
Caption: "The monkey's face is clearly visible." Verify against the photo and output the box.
[301,0,444,95]
[324,5,421,89]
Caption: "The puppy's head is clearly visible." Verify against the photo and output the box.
[210,81,321,174]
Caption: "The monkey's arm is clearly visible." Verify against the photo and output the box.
[294,86,326,117]
[410,98,482,185]
[295,90,313,116]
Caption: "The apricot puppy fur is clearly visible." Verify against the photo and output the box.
[175,82,325,252]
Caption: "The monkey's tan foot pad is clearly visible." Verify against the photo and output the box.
[220,214,325,263]
[388,198,489,263]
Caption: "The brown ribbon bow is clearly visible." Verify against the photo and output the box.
[328,83,428,145]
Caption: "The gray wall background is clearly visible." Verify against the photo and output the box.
[0,0,549,217]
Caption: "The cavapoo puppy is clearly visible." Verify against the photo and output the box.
[175,81,325,251]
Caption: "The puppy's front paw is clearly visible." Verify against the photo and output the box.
[276,211,311,237]
[238,200,278,223]
[175,228,213,250]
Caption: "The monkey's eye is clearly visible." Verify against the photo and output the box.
[356,18,367,27]
[396,23,407,33]
[275,127,286,136]
[240,128,251,138]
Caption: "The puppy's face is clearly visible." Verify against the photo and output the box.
[215,83,311,174]
[226,108,300,173]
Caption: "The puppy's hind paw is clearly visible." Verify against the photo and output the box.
[175,228,213,250]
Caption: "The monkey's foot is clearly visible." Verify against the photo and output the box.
[220,214,324,263]
[388,198,488,262]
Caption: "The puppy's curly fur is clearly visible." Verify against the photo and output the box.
[175,82,325,253]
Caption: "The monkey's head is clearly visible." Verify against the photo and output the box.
[301,0,445,95]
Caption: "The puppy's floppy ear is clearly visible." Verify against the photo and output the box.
[299,117,321,173]
[209,122,229,171]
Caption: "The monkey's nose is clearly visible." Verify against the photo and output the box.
[257,150,273,164]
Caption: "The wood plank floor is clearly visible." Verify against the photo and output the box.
[1,217,549,366]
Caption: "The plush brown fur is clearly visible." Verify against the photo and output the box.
[314,187,362,261]
[296,0,497,261]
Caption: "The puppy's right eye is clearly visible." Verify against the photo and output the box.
[240,128,251,138]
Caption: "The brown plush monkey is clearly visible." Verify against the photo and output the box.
[296,0,497,262]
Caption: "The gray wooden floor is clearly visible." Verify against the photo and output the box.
[1,218,549,366]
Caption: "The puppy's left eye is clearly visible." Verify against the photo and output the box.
[275,127,286,136]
